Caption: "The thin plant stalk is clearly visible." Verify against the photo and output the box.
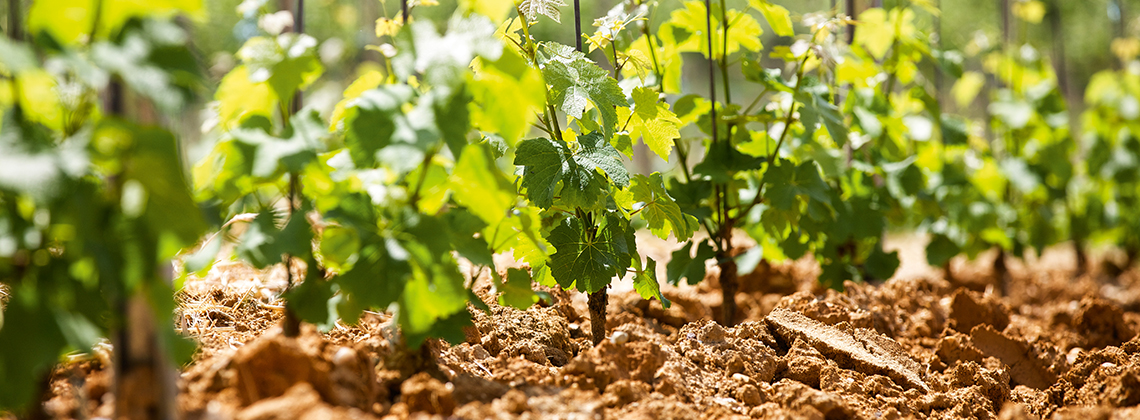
[281,0,305,338]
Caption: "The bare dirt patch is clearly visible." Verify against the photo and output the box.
[8,240,1140,419]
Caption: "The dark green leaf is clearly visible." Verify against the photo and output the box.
[666,240,714,286]
[548,213,635,293]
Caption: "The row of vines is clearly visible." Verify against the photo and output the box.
[2,0,1140,416]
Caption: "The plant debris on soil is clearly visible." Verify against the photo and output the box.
[7,237,1140,420]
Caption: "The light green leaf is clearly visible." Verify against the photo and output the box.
[216,66,277,130]
[237,34,324,106]
[669,2,763,57]
[28,0,202,45]
[499,268,538,309]
[620,87,681,161]
[518,0,567,23]
[539,43,626,140]
[633,257,670,308]
[472,49,546,146]
[749,0,795,37]
[622,173,697,240]
[230,108,326,178]
[319,226,360,272]
[451,143,517,225]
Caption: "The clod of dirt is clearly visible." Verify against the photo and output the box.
[653,320,779,413]
[949,289,1011,333]
[472,306,578,367]
[1074,297,1136,349]
[560,326,667,392]
[399,372,456,416]
[235,383,371,420]
[782,338,828,388]
[969,324,1057,390]
[449,373,508,405]
[765,307,931,392]
[230,334,333,406]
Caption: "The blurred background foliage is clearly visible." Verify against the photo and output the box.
[4,0,1132,157]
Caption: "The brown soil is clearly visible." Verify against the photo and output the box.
[7,240,1140,419]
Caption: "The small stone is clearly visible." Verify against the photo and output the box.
[610,331,630,345]
[732,373,751,383]
[471,344,491,360]
[332,346,357,368]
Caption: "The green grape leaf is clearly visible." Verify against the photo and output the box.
[399,258,470,344]
[499,268,538,309]
[472,49,546,146]
[515,137,572,209]
[796,84,848,147]
[28,0,202,45]
[113,121,208,248]
[336,239,412,312]
[236,34,323,107]
[742,56,792,92]
[319,225,361,272]
[620,87,682,161]
[693,140,764,183]
[236,209,313,269]
[343,85,417,168]
[518,0,567,23]
[574,131,630,188]
[666,240,714,286]
[853,8,895,60]
[330,70,384,131]
[515,133,627,210]
[621,173,697,240]
[215,65,277,129]
[763,160,832,211]
[1000,157,1040,193]
[0,297,69,410]
[485,206,550,267]
[284,266,338,329]
[548,213,635,293]
[668,2,764,56]
[230,108,326,178]
[926,233,961,267]
[0,110,87,200]
[184,236,223,276]
[429,85,473,159]
[0,38,38,75]
[395,15,502,85]
[633,257,670,308]
[451,143,517,225]
[667,178,714,221]
[91,21,201,112]
[404,310,473,349]
[626,33,684,94]
[864,246,900,281]
[540,43,626,140]
[749,0,795,37]
[444,209,495,267]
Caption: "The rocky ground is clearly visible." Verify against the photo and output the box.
[9,237,1140,420]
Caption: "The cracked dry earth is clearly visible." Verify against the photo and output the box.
[16,244,1140,420]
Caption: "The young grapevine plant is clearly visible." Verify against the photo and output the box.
[505,2,686,345]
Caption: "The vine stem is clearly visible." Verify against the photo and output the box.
[574,0,582,52]
[281,0,306,338]
[718,0,732,105]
